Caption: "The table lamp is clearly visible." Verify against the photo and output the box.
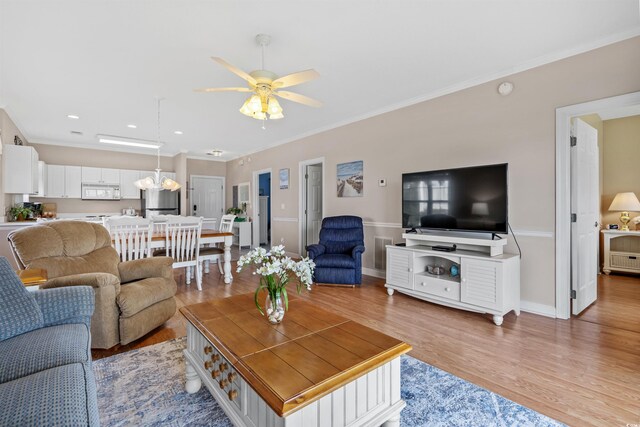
[608,192,640,231]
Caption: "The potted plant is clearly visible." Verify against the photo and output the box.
[7,204,32,222]
[226,206,247,222]
[236,245,315,324]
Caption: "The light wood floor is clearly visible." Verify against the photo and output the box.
[93,268,640,427]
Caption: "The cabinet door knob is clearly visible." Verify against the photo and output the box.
[445,287,450,292]
[408,268,413,272]
[420,282,425,286]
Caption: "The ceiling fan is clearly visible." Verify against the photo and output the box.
[195,34,322,123]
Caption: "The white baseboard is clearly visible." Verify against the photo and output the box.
[362,267,386,279]
[520,300,556,318]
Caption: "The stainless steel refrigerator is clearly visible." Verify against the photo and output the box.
[141,189,180,217]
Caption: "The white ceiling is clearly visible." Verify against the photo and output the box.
[1,0,639,160]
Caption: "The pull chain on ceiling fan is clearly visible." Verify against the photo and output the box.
[195,34,322,126]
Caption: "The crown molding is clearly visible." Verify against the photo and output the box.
[186,154,226,163]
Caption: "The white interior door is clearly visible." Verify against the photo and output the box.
[305,164,323,248]
[191,176,224,220]
[571,118,599,315]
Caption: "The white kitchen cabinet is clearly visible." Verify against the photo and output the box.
[47,165,81,198]
[2,145,39,194]
[65,166,82,198]
[37,161,47,197]
[47,165,66,198]
[120,169,141,199]
[81,167,120,184]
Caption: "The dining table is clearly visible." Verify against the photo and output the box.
[148,229,235,284]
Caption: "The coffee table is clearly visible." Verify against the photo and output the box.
[181,293,412,427]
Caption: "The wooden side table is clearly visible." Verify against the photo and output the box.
[18,269,48,287]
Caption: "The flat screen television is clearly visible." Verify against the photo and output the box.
[402,163,508,234]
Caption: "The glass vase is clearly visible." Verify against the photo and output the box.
[265,292,285,324]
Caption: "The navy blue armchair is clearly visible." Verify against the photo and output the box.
[307,216,365,285]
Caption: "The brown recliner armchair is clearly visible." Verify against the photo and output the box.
[8,221,177,349]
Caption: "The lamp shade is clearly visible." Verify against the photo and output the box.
[608,192,640,212]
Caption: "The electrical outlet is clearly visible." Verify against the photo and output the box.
[379,179,387,187]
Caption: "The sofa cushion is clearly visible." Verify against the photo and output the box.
[313,254,356,269]
[116,277,177,317]
[0,363,99,427]
[0,324,90,383]
[0,257,44,342]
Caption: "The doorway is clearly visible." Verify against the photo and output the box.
[555,90,640,319]
[299,158,324,256]
[190,175,225,220]
[252,168,272,248]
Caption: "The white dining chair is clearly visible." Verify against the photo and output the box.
[150,214,180,235]
[163,216,203,290]
[199,214,235,275]
[103,217,153,262]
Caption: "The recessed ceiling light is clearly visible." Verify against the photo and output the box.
[127,124,137,129]
[67,114,80,119]
[207,150,223,157]
[97,135,161,149]
[174,131,183,135]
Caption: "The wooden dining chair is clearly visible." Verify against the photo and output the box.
[163,216,203,290]
[199,214,235,276]
[103,217,153,262]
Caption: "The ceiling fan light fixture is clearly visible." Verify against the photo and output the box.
[253,111,267,121]
[269,111,284,120]
[268,97,282,114]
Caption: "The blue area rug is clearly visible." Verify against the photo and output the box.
[93,338,564,427]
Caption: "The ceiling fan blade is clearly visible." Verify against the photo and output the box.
[194,87,252,93]
[272,69,320,89]
[211,57,257,86]
[275,91,323,108]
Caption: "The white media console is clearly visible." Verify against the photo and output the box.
[385,233,520,325]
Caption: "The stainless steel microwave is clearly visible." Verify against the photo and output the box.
[81,183,121,200]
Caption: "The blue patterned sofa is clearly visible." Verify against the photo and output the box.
[0,256,99,427]
[307,216,365,285]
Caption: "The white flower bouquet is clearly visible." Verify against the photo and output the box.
[236,245,315,322]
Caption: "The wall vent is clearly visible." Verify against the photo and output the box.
[374,236,393,270]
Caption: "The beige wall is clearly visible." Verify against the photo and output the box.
[226,36,640,309]
[187,158,226,178]
[602,115,640,228]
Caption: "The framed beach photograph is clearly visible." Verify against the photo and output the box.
[279,168,289,189]
[337,160,363,197]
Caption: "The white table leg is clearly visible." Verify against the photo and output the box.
[184,359,201,394]
[224,235,232,284]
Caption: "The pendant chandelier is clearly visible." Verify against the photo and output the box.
[134,99,181,192]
